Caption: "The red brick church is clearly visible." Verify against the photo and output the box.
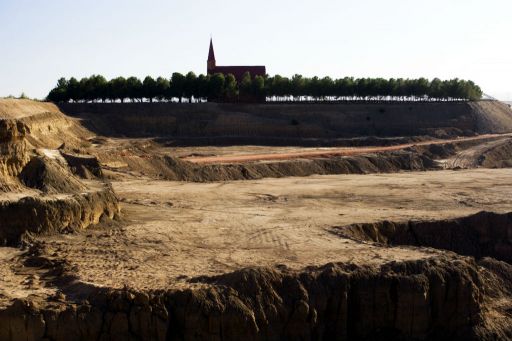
[207,38,266,82]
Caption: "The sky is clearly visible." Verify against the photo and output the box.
[0,0,511,100]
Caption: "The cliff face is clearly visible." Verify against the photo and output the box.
[60,101,512,142]
[0,256,501,341]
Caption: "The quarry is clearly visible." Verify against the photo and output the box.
[1,98,512,340]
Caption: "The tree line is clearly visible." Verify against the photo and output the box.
[47,72,483,103]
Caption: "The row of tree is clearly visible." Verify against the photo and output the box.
[47,73,483,103]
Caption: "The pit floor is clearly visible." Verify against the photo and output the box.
[37,168,512,290]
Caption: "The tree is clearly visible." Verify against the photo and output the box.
[319,76,334,100]
[170,72,186,102]
[184,72,197,102]
[47,77,69,102]
[46,74,482,103]
[291,74,305,100]
[418,78,430,97]
[252,75,265,101]
[224,74,238,102]
[429,78,443,99]
[91,75,108,102]
[155,77,170,101]
[67,77,80,102]
[306,76,321,100]
[239,72,252,99]
[142,76,157,102]
[126,76,142,102]
[109,77,127,102]
[268,75,291,100]
[208,73,225,101]
[196,74,210,102]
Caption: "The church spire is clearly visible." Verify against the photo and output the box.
[207,38,216,74]
[208,38,215,61]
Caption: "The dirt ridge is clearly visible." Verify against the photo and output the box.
[332,211,512,263]
[1,255,507,340]
[0,185,119,246]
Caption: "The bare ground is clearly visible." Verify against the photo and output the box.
[29,168,512,291]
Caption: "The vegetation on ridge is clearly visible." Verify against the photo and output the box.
[47,72,483,103]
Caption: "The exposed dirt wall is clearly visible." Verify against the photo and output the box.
[0,186,119,246]
[0,120,31,192]
[333,211,512,263]
[60,101,512,142]
[0,256,501,341]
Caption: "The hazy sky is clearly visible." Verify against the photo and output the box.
[1,0,511,100]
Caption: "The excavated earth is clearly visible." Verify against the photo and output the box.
[1,99,512,340]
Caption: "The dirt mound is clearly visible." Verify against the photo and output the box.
[478,138,512,167]
[332,211,512,263]
[0,99,95,191]
[0,185,119,246]
[19,156,88,194]
[476,258,512,339]
[479,258,512,295]
[0,99,120,245]
[102,149,436,182]
[60,152,103,179]
[470,101,512,134]
[60,101,512,143]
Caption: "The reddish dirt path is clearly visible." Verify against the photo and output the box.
[183,133,512,164]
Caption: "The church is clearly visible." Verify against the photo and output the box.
[207,38,266,82]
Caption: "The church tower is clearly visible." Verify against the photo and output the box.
[207,38,216,74]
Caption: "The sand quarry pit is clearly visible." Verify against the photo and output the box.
[1,99,512,340]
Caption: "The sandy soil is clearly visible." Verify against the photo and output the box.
[0,247,58,307]
[33,168,512,291]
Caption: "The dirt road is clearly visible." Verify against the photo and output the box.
[183,133,512,164]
